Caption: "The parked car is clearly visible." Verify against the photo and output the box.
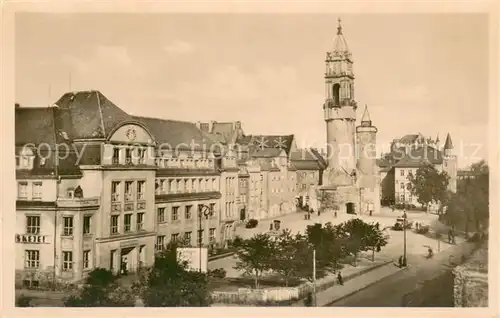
[392,217,413,231]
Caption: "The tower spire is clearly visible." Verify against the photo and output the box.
[444,133,453,150]
[360,104,372,127]
[337,18,343,35]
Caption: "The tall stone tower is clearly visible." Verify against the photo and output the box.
[321,19,360,214]
[442,133,457,193]
[323,18,358,187]
[356,105,380,214]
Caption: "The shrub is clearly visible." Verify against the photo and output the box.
[208,268,227,279]
[467,233,481,242]
[416,225,430,234]
[16,294,32,307]
[245,219,258,229]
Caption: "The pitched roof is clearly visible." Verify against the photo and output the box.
[444,133,453,150]
[309,148,328,169]
[393,145,443,168]
[291,160,321,170]
[398,134,422,145]
[239,134,295,155]
[133,116,214,151]
[54,90,133,140]
[251,148,283,158]
[15,107,57,146]
[360,105,372,126]
[15,107,82,177]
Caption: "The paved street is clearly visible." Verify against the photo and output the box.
[328,240,478,306]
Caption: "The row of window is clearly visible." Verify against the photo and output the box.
[110,213,144,234]
[155,158,214,169]
[17,181,42,199]
[111,180,146,202]
[25,215,91,236]
[399,169,416,177]
[155,177,218,195]
[224,201,235,218]
[112,147,147,165]
[155,229,216,251]
[156,203,216,223]
[399,182,412,190]
[24,249,91,271]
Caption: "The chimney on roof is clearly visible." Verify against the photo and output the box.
[15,103,20,108]
[209,120,216,133]
[195,121,201,129]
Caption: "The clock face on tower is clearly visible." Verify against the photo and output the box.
[126,128,137,141]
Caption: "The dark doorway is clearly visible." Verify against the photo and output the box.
[240,208,246,221]
[346,202,356,214]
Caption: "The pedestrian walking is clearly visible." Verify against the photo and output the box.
[337,272,344,286]
[334,210,338,218]
[369,210,373,216]
[398,256,403,268]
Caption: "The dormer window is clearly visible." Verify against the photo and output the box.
[66,188,75,199]
[17,147,35,170]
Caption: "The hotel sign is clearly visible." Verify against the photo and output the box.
[15,234,49,244]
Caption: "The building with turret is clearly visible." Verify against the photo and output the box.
[378,132,458,207]
[320,19,380,215]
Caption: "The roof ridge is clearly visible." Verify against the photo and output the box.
[95,91,106,137]
[133,115,197,125]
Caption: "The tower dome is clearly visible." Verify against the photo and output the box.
[333,18,350,53]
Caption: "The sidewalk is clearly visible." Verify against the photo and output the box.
[291,261,405,307]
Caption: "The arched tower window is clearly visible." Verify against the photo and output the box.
[332,84,340,105]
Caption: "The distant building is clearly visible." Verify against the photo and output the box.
[377,133,457,206]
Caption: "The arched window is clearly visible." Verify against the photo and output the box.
[332,84,340,105]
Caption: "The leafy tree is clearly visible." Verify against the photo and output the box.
[363,223,389,262]
[134,242,211,306]
[338,218,372,266]
[268,229,305,286]
[444,160,489,235]
[233,233,276,289]
[297,222,346,280]
[64,268,135,307]
[407,163,450,208]
[16,294,32,307]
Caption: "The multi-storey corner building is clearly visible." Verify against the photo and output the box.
[15,90,225,286]
[16,92,326,286]
[378,133,457,206]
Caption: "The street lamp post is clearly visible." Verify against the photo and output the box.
[402,184,409,266]
[198,204,212,273]
[312,249,317,306]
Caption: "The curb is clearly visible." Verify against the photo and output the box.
[325,265,410,306]
[291,260,393,306]
[208,252,235,262]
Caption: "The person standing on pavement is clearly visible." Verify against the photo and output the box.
[398,256,403,268]
[337,272,343,285]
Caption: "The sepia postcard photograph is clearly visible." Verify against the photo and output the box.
[1,0,498,316]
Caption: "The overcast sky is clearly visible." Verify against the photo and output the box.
[15,13,489,168]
